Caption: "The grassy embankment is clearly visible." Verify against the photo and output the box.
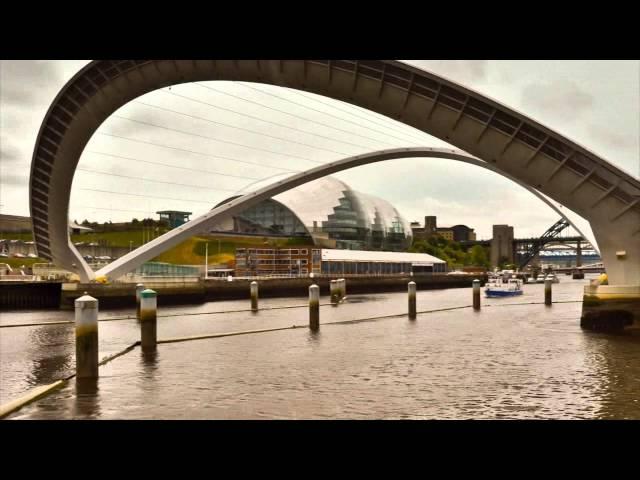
[155,234,314,266]
[1,258,43,269]
[2,231,314,267]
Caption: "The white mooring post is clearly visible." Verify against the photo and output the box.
[75,293,99,379]
[250,281,259,312]
[140,289,157,352]
[545,278,552,306]
[408,281,417,320]
[309,284,320,331]
[473,279,481,311]
[135,283,145,320]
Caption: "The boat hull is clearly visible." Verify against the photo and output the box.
[485,290,524,298]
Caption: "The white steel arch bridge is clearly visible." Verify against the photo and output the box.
[28,60,640,329]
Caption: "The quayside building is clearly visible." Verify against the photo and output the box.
[234,247,446,277]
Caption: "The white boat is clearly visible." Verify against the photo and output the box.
[545,274,560,284]
[485,277,523,298]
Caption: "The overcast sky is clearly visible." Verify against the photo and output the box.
[1,60,638,242]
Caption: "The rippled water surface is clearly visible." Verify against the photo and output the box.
[3,276,640,419]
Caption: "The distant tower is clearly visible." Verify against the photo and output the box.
[491,224,514,267]
[424,216,437,237]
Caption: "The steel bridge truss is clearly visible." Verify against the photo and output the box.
[518,218,572,269]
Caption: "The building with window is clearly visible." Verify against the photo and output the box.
[234,247,446,277]
[213,176,413,251]
[411,216,476,242]
[69,221,93,235]
[450,224,476,242]
[156,210,192,229]
[235,247,314,277]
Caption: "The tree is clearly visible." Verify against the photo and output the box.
[466,245,489,268]
[410,237,470,270]
[498,256,509,270]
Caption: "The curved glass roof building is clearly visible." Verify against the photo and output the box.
[215,176,412,251]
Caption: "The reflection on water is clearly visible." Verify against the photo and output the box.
[27,326,74,386]
[585,333,640,420]
[141,350,159,370]
[4,276,640,419]
[74,378,101,418]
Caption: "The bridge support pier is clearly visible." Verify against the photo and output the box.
[581,285,640,333]
[576,241,582,268]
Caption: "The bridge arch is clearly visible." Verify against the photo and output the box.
[94,147,597,280]
[30,60,640,284]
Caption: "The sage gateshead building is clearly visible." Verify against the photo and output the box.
[212,176,413,251]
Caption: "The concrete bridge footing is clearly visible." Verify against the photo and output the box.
[581,285,640,332]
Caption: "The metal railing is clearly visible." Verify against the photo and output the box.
[0,274,38,282]
[212,272,451,281]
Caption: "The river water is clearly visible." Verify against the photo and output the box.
[2,275,640,419]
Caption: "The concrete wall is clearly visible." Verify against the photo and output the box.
[57,274,486,309]
[0,214,32,233]
[0,282,62,310]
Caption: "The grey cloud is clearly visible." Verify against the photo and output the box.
[0,170,29,186]
[406,60,490,86]
[0,60,65,106]
[521,79,594,121]
[105,104,195,139]
[0,142,25,165]
[586,125,638,151]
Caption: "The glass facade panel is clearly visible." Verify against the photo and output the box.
[220,176,413,251]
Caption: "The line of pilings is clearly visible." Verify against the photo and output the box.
[2,278,560,418]
[70,277,558,379]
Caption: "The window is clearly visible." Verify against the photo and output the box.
[300,249,308,255]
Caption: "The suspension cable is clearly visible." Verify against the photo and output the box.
[110,115,324,164]
[288,88,434,144]
[84,151,264,181]
[160,88,374,151]
[76,167,245,191]
[238,82,421,147]
[194,84,400,149]
[96,132,299,172]
[78,187,224,205]
[132,101,353,157]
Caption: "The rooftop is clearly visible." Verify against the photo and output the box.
[321,248,445,265]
